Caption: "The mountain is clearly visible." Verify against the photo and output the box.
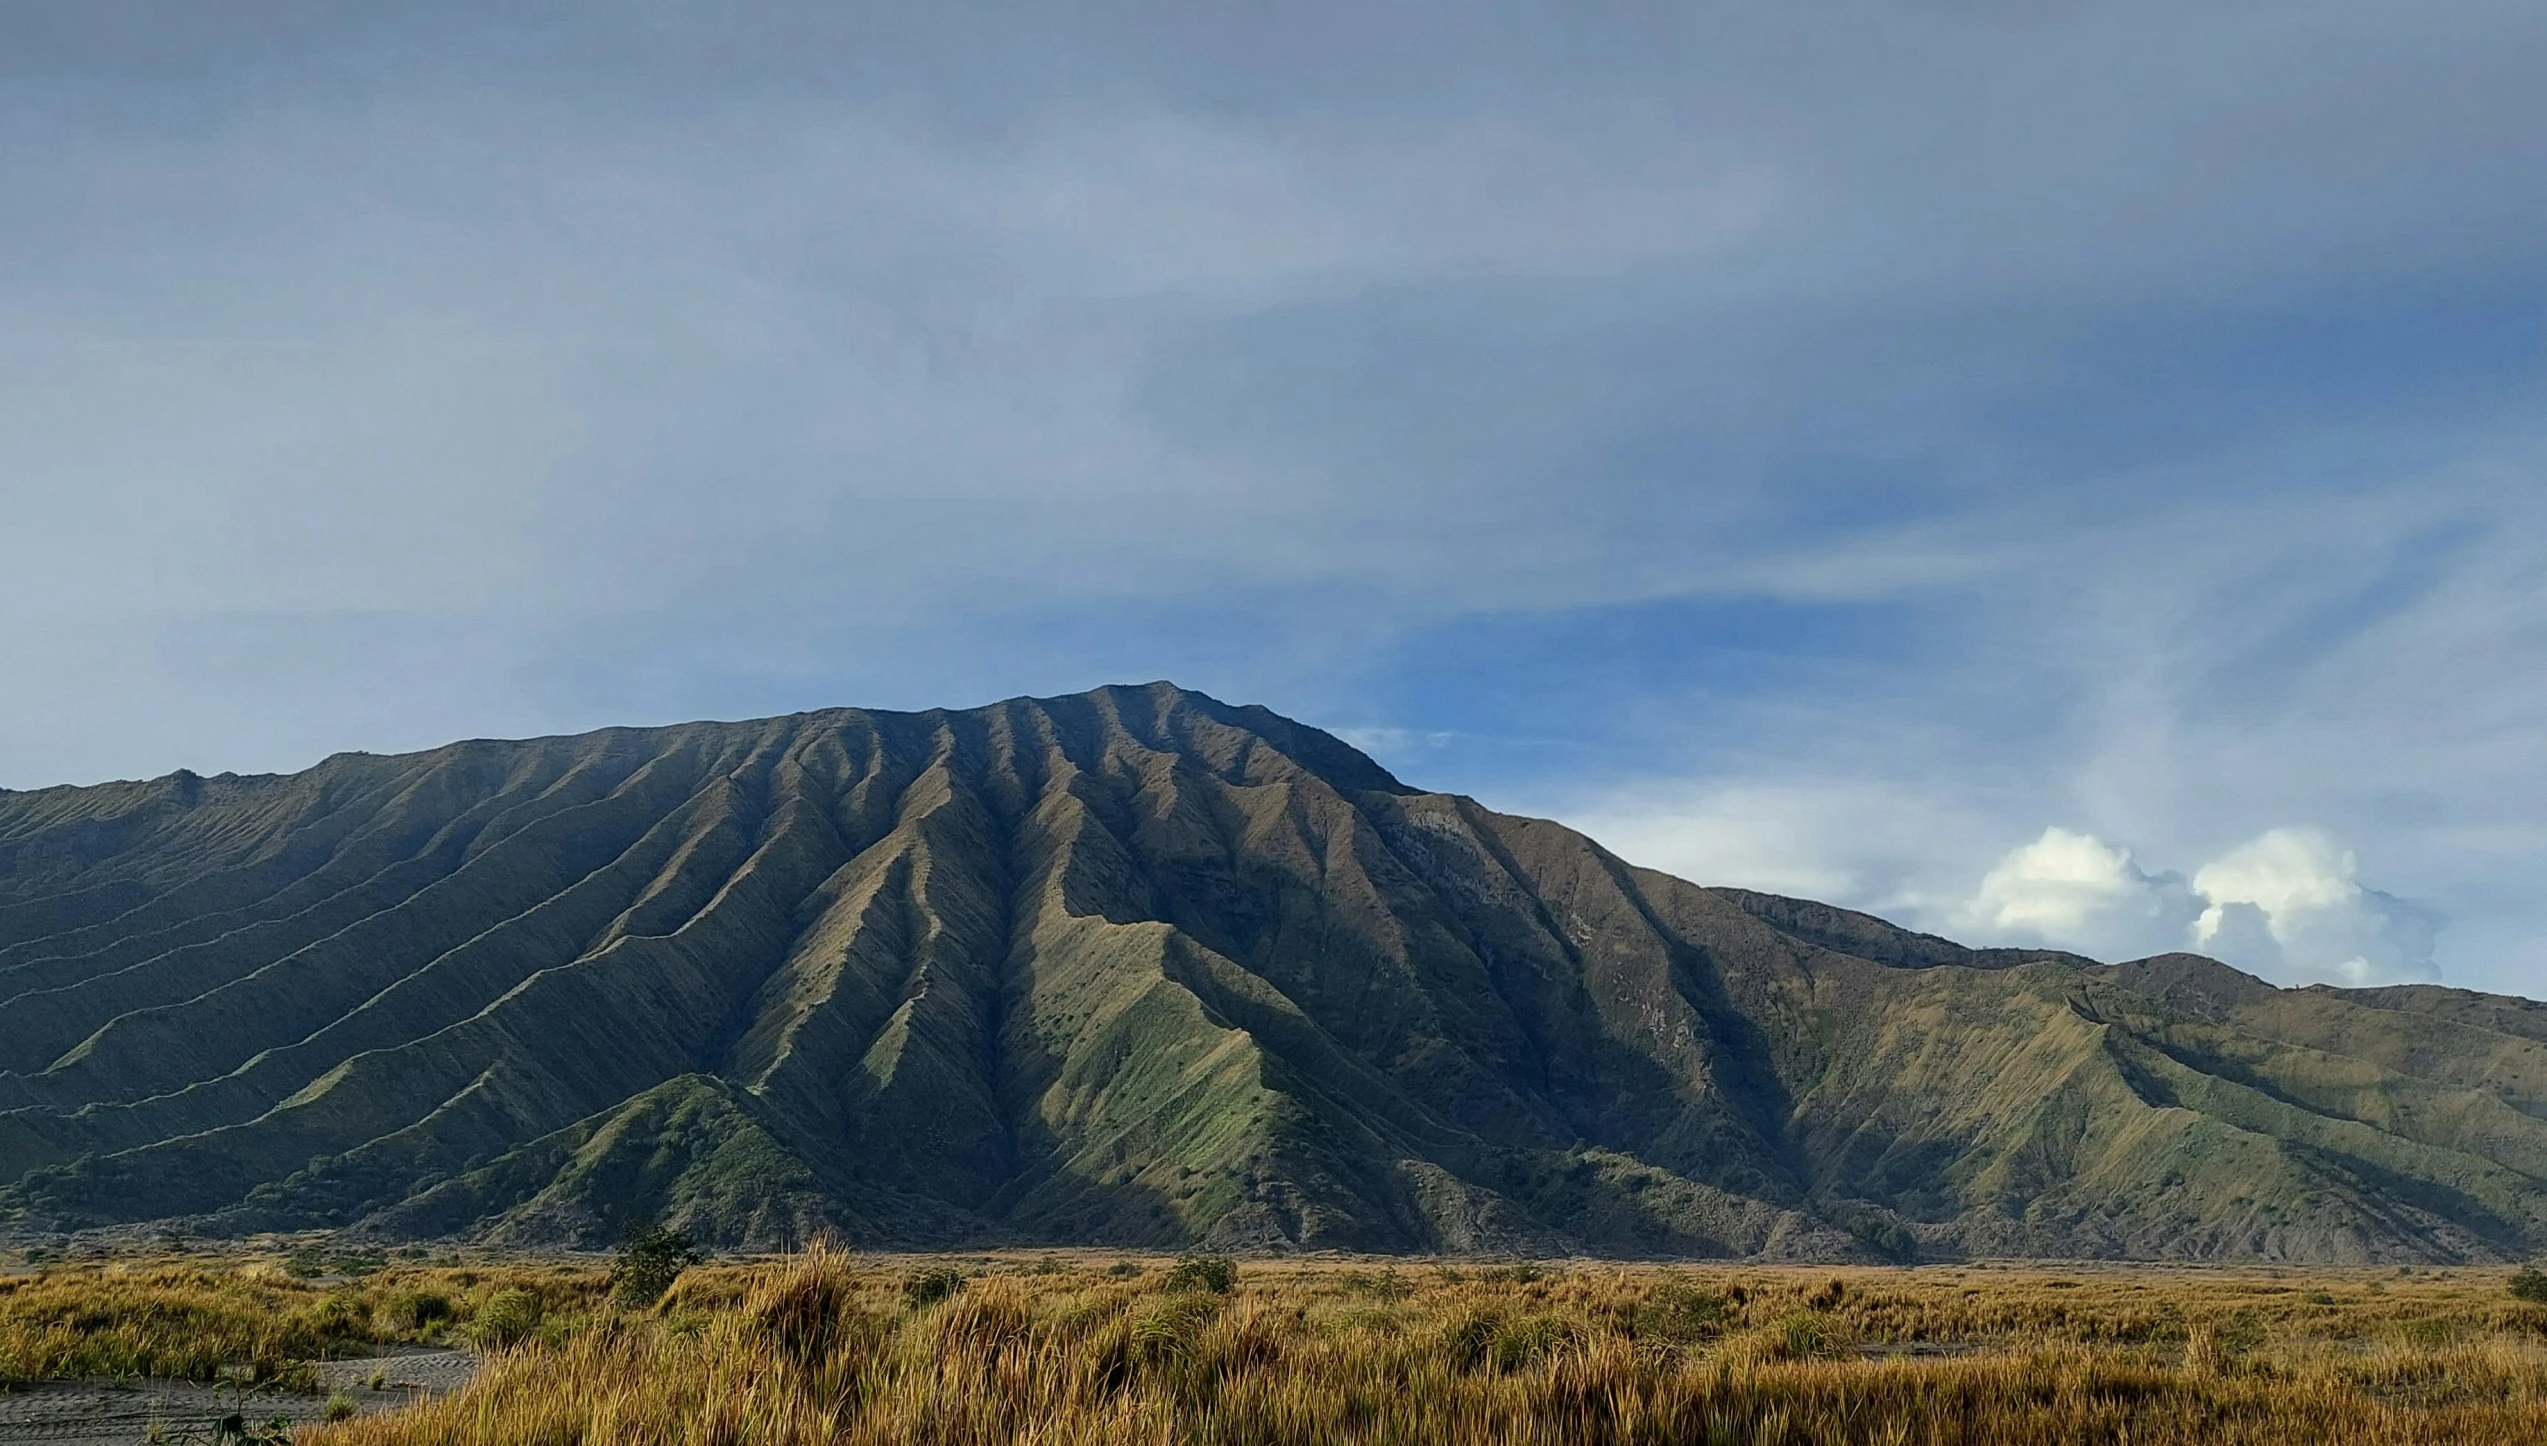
[3,682,2543,1263]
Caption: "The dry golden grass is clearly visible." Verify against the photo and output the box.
[14,1249,2547,1442]
[0,1254,602,1386]
[286,1251,2547,1446]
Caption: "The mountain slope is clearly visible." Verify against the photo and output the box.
[1,683,2539,1262]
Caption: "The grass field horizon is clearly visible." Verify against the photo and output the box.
[11,1242,2547,1443]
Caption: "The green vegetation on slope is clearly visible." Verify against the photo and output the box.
[4,683,2546,1262]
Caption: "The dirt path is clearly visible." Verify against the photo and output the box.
[0,1347,473,1444]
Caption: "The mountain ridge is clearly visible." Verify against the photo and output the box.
[2,682,2540,1263]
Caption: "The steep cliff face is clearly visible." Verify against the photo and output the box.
[3,683,2541,1262]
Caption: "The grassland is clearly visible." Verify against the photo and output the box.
[0,1249,573,1389]
[10,1248,2547,1443]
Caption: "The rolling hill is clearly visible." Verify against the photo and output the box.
[2,682,2541,1263]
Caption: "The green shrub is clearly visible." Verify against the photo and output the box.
[381,1287,455,1333]
[302,1291,371,1346]
[472,1288,543,1348]
[609,1224,704,1310]
[333,1253,388,1279]
[1633,1281,1731,1342]
[216,1412,298,1445]
[1164,1253,1236,1295]
[904,1268,967,1309]
[2511,1267,2547,1304]
[1105,1261,1142,1279]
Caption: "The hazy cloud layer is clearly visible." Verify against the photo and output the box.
[4,1,2544,994]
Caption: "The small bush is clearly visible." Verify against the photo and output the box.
[2511,1267,2547,1304]
[219,1413,298,1445]
[380,1287,454,1334]
[1634,1281,1730,1343]
[904,1267,968,1309]
[1105,1261,1142,1279]
[471,1288,542,1348]
[306,1291,370,1339]
[1164,1253,1236,1295]
[609,1224,704,1310]
[324,1391,359,1422]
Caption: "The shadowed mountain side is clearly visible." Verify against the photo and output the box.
[2,683,2542,1262]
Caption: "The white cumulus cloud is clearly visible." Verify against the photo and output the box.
[1957,827,2200,961]
[1573,783,2446,988]
[2191,828,2439,986]
[1953,824,2438,985]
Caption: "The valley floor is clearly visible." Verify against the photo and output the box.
[9,1246,2547,1443]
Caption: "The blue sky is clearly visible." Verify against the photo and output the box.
[4,1,2544,994]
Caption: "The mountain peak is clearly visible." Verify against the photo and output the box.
[2,690,2539,1263]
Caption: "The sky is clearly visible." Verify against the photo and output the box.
[4,1,2544,995]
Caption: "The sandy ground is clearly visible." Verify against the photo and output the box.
[0,1347,473,1444]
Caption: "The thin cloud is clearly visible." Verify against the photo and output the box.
[3,1,2544,997]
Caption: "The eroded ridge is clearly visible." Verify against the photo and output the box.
[4,683,2544,1262]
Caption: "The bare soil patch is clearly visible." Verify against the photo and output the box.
[0,1348,472,1444]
